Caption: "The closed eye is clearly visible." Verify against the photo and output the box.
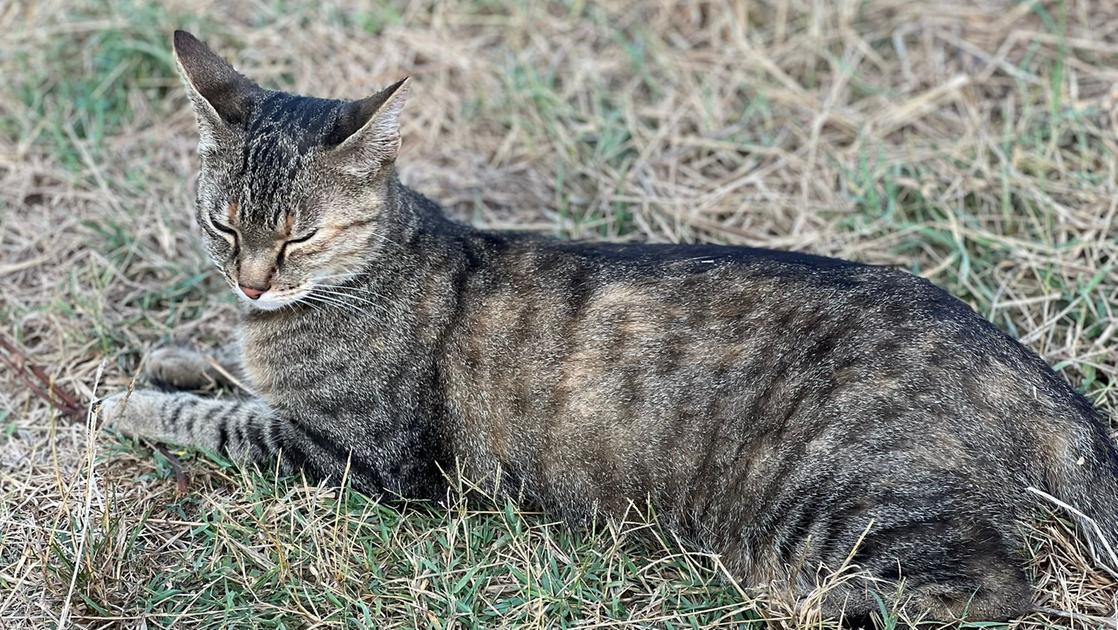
[278,229,319,266]
[211,220,238,238]
[286,229,318,245]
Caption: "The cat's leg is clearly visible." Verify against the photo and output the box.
[813,566,1030,626]
[98,389,443,500]
[810,517,1032,624]
[98,389,279,465]
[144,343,247,391]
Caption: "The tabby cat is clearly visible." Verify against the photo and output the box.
[99,30,1118,623]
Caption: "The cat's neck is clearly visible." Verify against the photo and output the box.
[390,173,475,241]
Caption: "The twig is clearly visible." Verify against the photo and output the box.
[154,444,189,496]
[1027,486,1118,579]
[1034,606,1118,629]
[0,332,84,420]
[58,362,103,630]
[0,330,189,494]
[203,355,254,395]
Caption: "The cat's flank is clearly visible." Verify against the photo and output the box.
[100,30,1118,623]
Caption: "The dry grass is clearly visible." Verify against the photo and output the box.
[1,0,1116,627]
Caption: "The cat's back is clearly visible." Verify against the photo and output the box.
[443,234,1030,487]
[443,229,1004,408]
[450,230,974,345]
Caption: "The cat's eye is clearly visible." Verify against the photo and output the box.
[278,230,318,266]
[285,230,318,246]
[212,221,238,238]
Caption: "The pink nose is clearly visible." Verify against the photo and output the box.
[240,285,266,300]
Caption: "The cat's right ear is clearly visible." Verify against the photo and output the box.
[172,30,262,148]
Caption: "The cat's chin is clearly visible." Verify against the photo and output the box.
[244,299,292,312]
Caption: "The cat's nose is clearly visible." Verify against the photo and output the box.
[239,284,268,300]
[237,257,275,300]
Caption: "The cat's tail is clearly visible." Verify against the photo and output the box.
[1037,410,1118,570]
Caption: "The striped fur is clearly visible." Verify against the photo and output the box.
[99,31,1118,623]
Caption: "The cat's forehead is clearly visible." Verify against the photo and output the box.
[232,92,342,224]
[248,92,344,150]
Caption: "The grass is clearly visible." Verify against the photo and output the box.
[1,0,1116,627]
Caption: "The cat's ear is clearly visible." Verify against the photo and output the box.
[326,78,409,173]
[172,30,262,146]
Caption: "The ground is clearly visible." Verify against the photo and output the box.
[1,0,1116,628]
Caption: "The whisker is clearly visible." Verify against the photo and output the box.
[314,283,393,300]
[311,286,382,302]
[313,272,377,281]
[368,230,401,248]
[312,283,396,304]
[310,291,390,316]
[302,294,365,317]
[313,285,391,306]
[309,291,372,316]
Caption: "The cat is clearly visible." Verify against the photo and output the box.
[99,30,1118,623]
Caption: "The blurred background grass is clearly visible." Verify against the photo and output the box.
[1,0,1116,627]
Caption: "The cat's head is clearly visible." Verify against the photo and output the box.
[172,30,407,311]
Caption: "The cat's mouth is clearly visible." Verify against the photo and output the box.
[235,282,368,315]
[235,286,312,311]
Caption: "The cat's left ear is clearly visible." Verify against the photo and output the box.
[326,78,409,174]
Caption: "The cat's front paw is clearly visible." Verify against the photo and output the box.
[145,346,214,391]
[97,390,165,439]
